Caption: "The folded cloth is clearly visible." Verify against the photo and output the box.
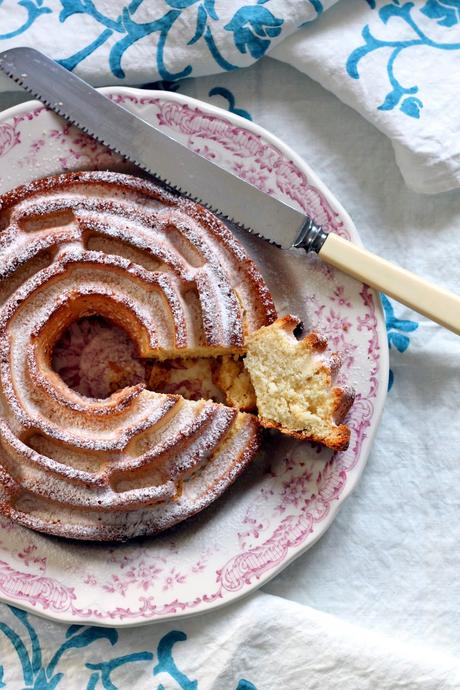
[0,0,336,88]
[1,593,460,689]
[270,0,460,194]
[1,1,459,193]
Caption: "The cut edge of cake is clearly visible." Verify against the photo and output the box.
[214,315,355,451]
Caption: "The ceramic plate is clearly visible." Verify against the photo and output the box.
[0,87,388,626]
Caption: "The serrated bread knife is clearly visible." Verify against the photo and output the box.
[0,48,459,335]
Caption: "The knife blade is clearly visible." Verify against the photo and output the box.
[0,47,311,250]
[0,47,459,335]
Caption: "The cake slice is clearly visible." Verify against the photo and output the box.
[216,316,354,451]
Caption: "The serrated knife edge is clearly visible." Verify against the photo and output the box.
[0,47,309,249]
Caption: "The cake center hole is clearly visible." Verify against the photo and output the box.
[51,317,229,403]
[51,316,147,399]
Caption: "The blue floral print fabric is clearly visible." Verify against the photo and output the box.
[270,0,460,193]
[0,0,336,86]
[1,0,460,192]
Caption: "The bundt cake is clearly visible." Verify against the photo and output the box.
[0,171,354,541]
[0,171,275,541]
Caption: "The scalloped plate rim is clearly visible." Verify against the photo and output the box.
[0,86,388,626]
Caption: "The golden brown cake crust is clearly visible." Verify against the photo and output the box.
[258,417,352,451]
[0,171,277,337]
[0,172,356,541]
[0,171,277,541]
[242,315,355,451]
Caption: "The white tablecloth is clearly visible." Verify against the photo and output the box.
[0,53,459,690]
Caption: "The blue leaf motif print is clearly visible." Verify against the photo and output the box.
[56,0,242,80]
[153,631,197,689]
[0,608,121,690]
[388,367,394,390]
[379,1,414,24]
[382,294,419,347]
[400,96,423,118]
[65,624,85,638]
[421,0,460,26]
[381,294,418,389]
[388,330,410,352]
[187,2,239,72]
[0,617,34,685]
[224,5,283,59]
[204,0,218,20]
[32,667,63,689]
[0,0,295,84]
[208,86,253,119]
[378,89,405,111]
[307,0,323,14]
[188,5,208,44]
[0,607,260,689]
[46,626,118,677]
[298,0,323,26]
[107,9,195,81]
[86,651,154,689]
[59,0,123,29]
[0,0,52,40]
[346,1,460,118]
[10,606,42,676]
[59,0,88,22]
[166,0,201,9]
[56,2,197,80]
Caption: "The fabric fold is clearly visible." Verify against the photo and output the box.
[0,0,335,89]
[1,594,460,688]
[1,1,459,192]
[270,0,460,193]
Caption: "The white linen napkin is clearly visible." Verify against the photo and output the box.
[270,0,460,194]
[0,0,336,88]
[1,593,460,689]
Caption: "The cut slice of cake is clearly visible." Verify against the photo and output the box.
[215,316,354,451]
[244,315,354,450]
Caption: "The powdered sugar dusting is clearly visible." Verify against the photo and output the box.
[0,171,274,540]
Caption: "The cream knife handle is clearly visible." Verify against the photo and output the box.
[318,234,460,335]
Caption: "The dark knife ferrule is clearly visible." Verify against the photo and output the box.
[293,218,328,254]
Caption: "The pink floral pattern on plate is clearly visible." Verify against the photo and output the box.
[0,88,387,625]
